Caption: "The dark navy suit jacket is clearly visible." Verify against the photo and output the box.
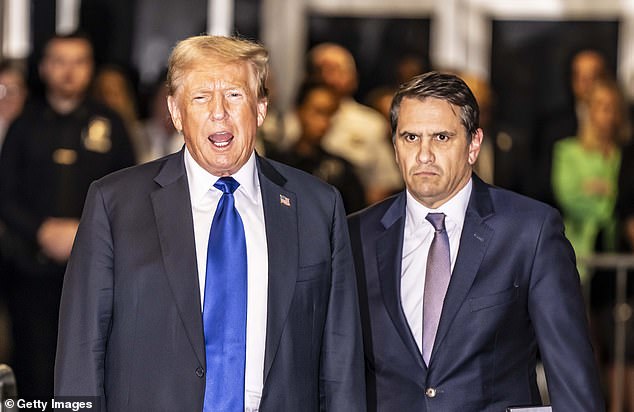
[55,151,365,411]
[347,175,604,412]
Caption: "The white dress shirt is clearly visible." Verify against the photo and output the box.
[400,179,472,353]
[185,148,268,411]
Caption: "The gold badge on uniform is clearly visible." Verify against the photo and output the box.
[52,148,77,165]
[82,117,112,153]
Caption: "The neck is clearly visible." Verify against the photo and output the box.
[295,139,318,157]
[47,93,82,114]
[579,124,615,157]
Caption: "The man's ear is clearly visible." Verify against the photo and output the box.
[256,98,268,127]
[468,128,484,165]
[167,95,183,132]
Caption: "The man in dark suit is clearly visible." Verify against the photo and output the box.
[348,71,604,411]
[55,35,365,411]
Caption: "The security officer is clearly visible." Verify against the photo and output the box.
[0,32,135,400]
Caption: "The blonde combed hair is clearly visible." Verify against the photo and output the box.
[167,35,269,100]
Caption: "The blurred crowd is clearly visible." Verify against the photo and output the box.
[0,31,632,411]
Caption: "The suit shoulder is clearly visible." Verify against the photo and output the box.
[262,156,336,195]
[348,193,400,223]
[486,184,559,219]
[93,154,172,192]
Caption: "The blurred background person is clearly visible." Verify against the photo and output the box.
[0,61,28,151]
[536,49,609,205]
[552,77,626,282]
[92,64,143,162]
[255,71,286,156]
[137,74,183,163]
[551,77,630,410]
[460,72,496,184]
[365,85,396,145]
[306,43,403,204]
[459,71,530,193]
[0,32,135,399]
[269,82,366,213]
[0,60,28,367]
[394,54,427,86]
[366,86,395,125]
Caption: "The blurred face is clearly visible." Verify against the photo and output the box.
[167,56,267,176]
[0,70,27,123]
[40,38,93,99]
[298,88,339,144]
[394,97,482,209]
[571,51,606,103]
[313,47,357,97]
[588,85,620,137]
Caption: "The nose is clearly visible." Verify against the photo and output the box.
[417,139,434,164]
[210,96,227,121]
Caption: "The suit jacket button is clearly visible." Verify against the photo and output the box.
[425,387,437,398]
[195,367,204,378]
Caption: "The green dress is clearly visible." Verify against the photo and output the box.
[552,137,621,282]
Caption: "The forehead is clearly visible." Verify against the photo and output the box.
[399,97,461,125]
[178,58,254,90]
[46,39,92,57]
[573,52,604,73]
[315,48,353,69]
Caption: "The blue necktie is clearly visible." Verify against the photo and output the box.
[423,212,451,365]
[203,177,247,412]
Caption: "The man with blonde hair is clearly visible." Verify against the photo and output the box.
[55,35,365,411]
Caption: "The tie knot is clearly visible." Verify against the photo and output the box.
[214,176,240,194]
[426,212,446,232]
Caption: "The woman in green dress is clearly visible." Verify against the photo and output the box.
[552,78,627,282]
[552,77,631,412]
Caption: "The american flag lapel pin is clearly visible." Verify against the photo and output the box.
[279,194,291,207]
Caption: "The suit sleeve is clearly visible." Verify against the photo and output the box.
[320,187,366,411]
[528,208,605,411]
[55,182,113,402]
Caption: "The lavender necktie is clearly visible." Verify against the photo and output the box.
[423,212,451,365]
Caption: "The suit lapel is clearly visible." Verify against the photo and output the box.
[257,156,299,385]
[376,193,426,370]
[431,176,493,360]
[150,151,205,366]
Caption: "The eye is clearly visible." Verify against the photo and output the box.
[435,133,449,142]
[193,95,208,103]
[227,90,243,99]
[404,133,418,142]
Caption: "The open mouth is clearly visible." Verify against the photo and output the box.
[209,131,234,148]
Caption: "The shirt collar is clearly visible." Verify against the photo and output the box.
[405,177,473,229]
[184,147,260,204]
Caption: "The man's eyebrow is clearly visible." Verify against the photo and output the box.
[398,130,421,137]
[432,129,458,136]
[398,129,458,137]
